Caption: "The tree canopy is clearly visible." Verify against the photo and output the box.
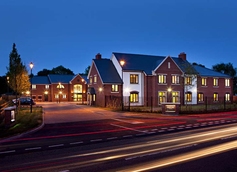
[37,65,74,76]
[6,43,30,94]
[212,62,236,77]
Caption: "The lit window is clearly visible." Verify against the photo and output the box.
[158,74,166,84]
[93,94,96,101]
[185,92,192,102]
[130,74,139,84]
[225,93,230,101]
[63,94,67,99]
[168,62,170,69]
[90,77,92,84]
[158,91,166,104]
[213,78,218,86]
[74,84,82,93]
[130,92,139,103]
[172,75,179,84]
[185,77,192,85]
[32,85,36,89]
[94,75,97,83]
[172,92,179,103]
[112,85,118,92]
[45,85,49,89]
[198,93,204,102]
[225,79,230,87]
[214,93,218,101]
[201,78,207,86]
[55,94,59,99]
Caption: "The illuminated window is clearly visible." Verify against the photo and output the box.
[93,94,96,101]
[74,84,82,93]
[94,75,97,83]
[32,85,36,89]
[45,85,49,89]
[172,92,179,103]
[172,75,179,84]
[168,62,170,69]
[90,77,92,84]
[185,77,192,85]
[213,93,218,101]
[225,93,230,101]
[63,94,67,99]
[130,92,139,103]
[158,74,166,84]
[130,74,139,84]
[225,79,230,87]
[158,91,166,104]
[55,94,59,99]
[198,93,204,102]
[112,85,118,92]
[213,78,218,86]
[185,92,192,102]
[201,78,207,86]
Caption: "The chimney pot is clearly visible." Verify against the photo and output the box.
[178,52,186,61]
[95,53,102,59]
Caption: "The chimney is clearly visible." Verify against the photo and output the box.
[178,52,186,61]
[95,53,102,59]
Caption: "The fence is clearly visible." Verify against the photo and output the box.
[105,95,237,113]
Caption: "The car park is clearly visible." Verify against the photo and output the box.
[12,97,36,105]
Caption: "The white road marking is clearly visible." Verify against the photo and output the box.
[123,135,132,138]
[113,118,143,124]
[107,137,118,140]
[70,141,83,145]
[49,144,64,148]
[91,139,102,142]
[111,123,147,133]
[0,150,15,154]
[25,147,41,151]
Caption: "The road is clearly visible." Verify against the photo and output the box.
[1,123,237,172]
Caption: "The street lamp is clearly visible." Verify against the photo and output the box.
[30,62,34,113]
[57,82,64,103]
[120,60,125,110]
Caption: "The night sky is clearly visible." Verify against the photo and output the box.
[1,0,237,76]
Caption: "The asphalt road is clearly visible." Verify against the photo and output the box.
[2,123,237,172]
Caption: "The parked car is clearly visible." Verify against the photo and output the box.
[12,97,36,105]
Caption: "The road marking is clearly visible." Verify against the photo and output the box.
[91,139,102,142]
[0,150,15,154]
[70,141,83,145]
[49,144,64,148]
[111,123,147,133]
[107,137,118,140]
[25,147,41,151]
[123,135,132,138]
[113,118,143,124]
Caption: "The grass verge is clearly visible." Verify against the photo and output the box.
[0,106,43,139]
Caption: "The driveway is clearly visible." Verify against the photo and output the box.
[37,102,124,124]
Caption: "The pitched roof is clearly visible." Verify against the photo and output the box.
[93,59,122,84]
[193,65,231,78]
[113,52,195,75]
[48,74,75,84]
[31,76,50,84]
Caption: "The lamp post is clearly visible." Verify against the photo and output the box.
[120,60,125,111]
[30,62,34,113]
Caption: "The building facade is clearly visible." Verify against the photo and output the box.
[87,52,233,107]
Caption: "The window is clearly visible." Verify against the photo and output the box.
[94,75,97,83]
[55,94,59,99]
[213,93,218,101]
[172,75,179,84]
[201,78,207,86]
[89,77,92,84]
[185,92,192,102]
[225,79,230,87]
[111,85,118,92]
[63,94,67,99]
[213,78,218,86]
[198,93,204,102]
[32,95,36,100]
[45,85,49,89]
[130,74,139,84]
[38,95,42,100]
[74,84,82,93]
[158,91,166,104]
[32,85,36,89]
[130,92,139,103]
[172,92,179,103]
[158,74,166,84]
[168,62,170,69]
[93,94,96,101]
[225,93,230,101]
[185,77,192,85]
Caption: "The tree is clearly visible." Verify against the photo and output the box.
[37,69,52,76]
[84,65,90,75]
[51,65,74,75]
[6,43,30,95]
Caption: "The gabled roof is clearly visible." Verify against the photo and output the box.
[193,65,231,78]
[48,74,75,84]
[32,76,50,84]
[113,52,196,75]
[93,59,122,84]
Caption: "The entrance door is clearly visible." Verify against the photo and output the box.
[73,93,82,102]
[44,94,49,101]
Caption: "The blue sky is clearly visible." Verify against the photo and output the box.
[1,0,237,76]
